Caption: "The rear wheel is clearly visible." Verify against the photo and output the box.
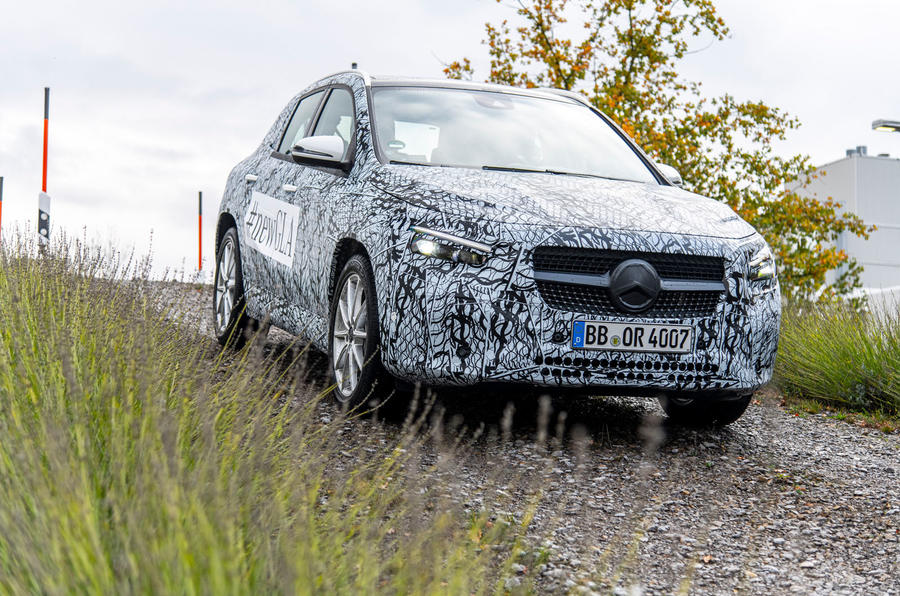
[328,254,392,408]
[213,227,267,348]
[659,392,752,427]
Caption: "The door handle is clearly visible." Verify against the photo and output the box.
[245,174,258,183]
[283,184,298,193]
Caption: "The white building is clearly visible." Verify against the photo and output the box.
[789,146,900,290]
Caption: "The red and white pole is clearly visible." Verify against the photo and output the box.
[38,87,51,246]
[198,191,203,271]
[0,176,4,243]
[42,88,49,193]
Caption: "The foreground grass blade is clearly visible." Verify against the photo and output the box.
[0,235,538,594]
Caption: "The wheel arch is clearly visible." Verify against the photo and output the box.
[328,237,370,302]
[216,212,238,256]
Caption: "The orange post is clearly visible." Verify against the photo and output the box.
[0,176,4,242]
[38,88,51,246]
[42,88,49,193]
[198,191,203,270]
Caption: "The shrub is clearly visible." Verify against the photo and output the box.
[775,301,900,415]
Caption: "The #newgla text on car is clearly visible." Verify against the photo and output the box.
[213,70,781,426]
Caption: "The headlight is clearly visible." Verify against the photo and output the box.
[749,245,776,282]
[408,225,491,267]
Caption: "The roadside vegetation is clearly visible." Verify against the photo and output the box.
[776,302,900,429]
[0,237,539,594]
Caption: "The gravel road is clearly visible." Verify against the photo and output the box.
[174,284,899,595]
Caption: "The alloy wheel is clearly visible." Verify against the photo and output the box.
[332,272,368,399]
[215,236,236,335]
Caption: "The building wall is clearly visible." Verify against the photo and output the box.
[789,154,900,289]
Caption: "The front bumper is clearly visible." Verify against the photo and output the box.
[383,221,781,393]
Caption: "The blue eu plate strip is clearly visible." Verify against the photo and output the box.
[572,321,585,347]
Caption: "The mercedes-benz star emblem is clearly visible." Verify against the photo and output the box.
[608,259,661,313]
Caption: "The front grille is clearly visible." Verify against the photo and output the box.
[537,283,722,318]
[532,247,724,281]
[532,247,725,318]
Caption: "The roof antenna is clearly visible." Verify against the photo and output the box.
[351,62,358,70]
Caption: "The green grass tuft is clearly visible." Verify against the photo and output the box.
[775,302,900,417]
[0,238,537,594]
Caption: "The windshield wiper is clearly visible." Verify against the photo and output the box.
[389,160,436,167]
[482,165,546,174]
[483,165,594,177]
[482,165,633,181]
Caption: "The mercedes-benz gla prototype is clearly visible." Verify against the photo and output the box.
[213,71,780,425]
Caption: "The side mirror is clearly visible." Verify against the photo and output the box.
[657,164,683,187]
[291,136,349,169]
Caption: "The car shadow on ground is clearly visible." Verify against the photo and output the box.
[260,335,743,454]
[384,385,742,452]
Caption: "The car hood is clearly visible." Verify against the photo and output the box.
[373,165,756,240]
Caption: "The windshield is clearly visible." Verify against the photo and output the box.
[372,86,658,183]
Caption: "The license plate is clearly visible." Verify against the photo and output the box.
[571,320,693,353]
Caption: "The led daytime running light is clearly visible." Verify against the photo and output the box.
[749,246,776,282]
[408,226,491,267]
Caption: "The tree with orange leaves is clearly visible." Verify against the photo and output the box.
[445,0,873,302]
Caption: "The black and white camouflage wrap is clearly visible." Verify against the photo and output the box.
[217,71,781,394]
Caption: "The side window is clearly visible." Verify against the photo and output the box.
[278,90,325,154]
[311,88,355,159]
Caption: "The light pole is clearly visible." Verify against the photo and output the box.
[872,119,900,133]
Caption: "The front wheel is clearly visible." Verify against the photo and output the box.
[328,254,392,408]
[213,227,267,348]
[658,392,752,427]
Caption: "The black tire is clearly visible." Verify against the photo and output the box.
[213,227,268,349]
[327,254,393,409]
[659,392,752,427]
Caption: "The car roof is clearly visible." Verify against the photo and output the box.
[317,70,584,103]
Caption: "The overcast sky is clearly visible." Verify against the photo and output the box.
[1,0,897,277]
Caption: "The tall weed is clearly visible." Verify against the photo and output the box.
[0,236,537,594]
[776,302,900,414]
